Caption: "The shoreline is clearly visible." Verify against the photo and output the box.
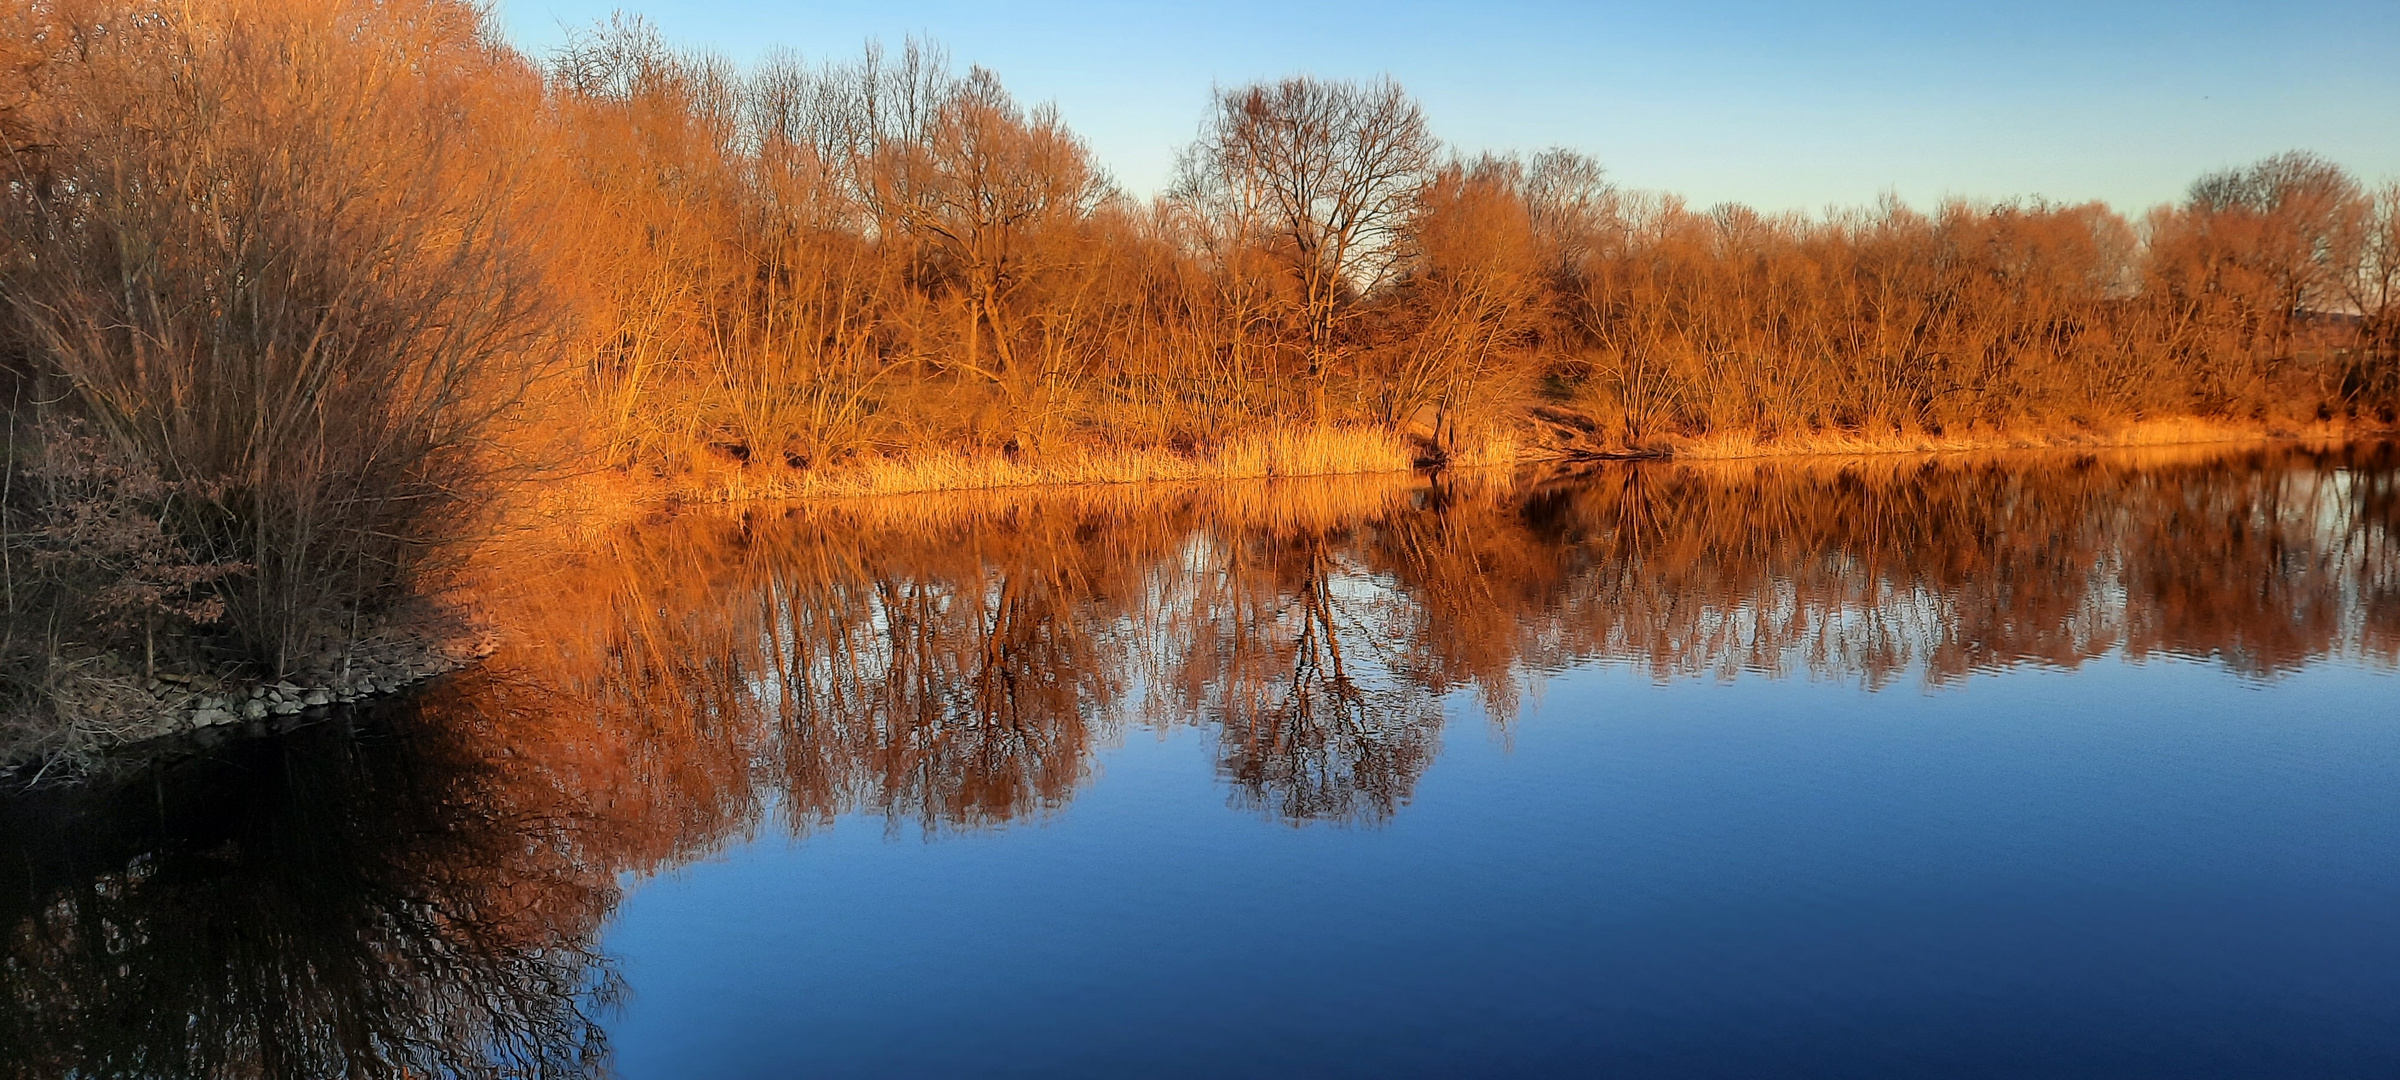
[1654,418,2391,464]
[536,418,2394,515]
[2,618,496,786]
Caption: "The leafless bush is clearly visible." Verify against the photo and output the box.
[0,0,551,687]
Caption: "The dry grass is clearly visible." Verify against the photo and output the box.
[495,415,2397,532]
[666,425,1417,502]
[464,425,1428,583]
[1445,429,1524,468]
[1657,438,2312,490]
[1661,417,2389,462]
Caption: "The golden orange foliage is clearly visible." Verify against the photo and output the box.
[512,20,2400,487]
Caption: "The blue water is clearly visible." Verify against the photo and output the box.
[8,449,2398,1078]
[599,656,2400,1078]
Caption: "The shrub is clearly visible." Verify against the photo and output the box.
[0,0,551,683]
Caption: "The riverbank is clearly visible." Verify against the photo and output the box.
[669,425,1452,502]
[533,415,2392,520]
[1659,417,2388,461]
[1,608,497,785]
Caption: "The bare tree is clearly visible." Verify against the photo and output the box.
[2335,182,2400,406]
[1380,157,1545,453]
[1521,147,1616,278]
[1176,76,1436,418]
[874,67,1109,386]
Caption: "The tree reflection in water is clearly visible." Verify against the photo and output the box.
[3,442,2395,1075]
[0,696,619,1079]
[488,441,2399,835]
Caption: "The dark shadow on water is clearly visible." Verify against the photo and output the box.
[0,696,620,1080]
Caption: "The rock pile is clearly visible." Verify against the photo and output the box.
[154,628,499,735]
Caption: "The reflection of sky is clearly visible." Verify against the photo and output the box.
[488,0,2400,214]
[600,656,2400,1077]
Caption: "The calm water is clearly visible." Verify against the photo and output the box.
[5,445,2398,1078]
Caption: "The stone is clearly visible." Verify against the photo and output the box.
[302,689,332,707]
[269,699,302,716]
[241,699,269,721]
[192,708,233,727]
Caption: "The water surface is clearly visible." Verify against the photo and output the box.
[6,445,2397,1077]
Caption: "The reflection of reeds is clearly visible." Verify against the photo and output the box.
[738,471,1429,540]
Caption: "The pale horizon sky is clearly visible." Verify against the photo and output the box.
[492,0,2400,216]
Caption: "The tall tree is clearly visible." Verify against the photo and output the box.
[1176,76,1436,418]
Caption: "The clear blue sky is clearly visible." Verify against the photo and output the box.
[493,0,2400,215]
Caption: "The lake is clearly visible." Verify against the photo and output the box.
[4,443,2397,1078]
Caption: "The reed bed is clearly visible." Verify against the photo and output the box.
[664,425,1418,503]
[1662,417,2384,462]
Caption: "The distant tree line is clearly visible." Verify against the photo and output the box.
[528,22,2399,466]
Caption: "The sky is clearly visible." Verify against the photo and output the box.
[491,0,2400,216]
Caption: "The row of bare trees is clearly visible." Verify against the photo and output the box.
[531,20,2400,474]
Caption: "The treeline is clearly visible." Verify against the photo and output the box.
[1,0,2397,712]
[537,20,2400,465]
